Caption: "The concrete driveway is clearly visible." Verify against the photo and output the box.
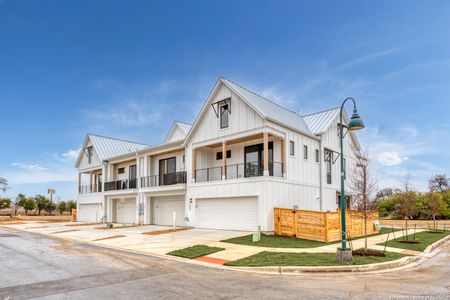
[4,221,248,256]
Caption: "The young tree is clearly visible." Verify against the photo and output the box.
[44,201,57,216]
[57,201,67,215]
[350,149,377,251]
[13,193,26,215]
[394,175,417,240]
[429,174,449,193]
[0,177,10,192]
[0,197,12,210]
[34,195,49,215]
[22,197,36,216]
[66,200,77,213]
[426,192,447,230]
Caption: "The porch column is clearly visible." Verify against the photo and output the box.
[89,171,93,193]
[222,141,227,180]
[192,148,197,182]
[101,163,107,192]
[263,132,269,176]
[136,156,140,188]
[281,138,286,178]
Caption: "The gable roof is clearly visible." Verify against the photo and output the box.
[164,121,192,142]
[75,134,148,167]
[221,78,313,135]
[303,107,340,135]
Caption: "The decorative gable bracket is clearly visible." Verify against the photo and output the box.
[211,98,231,118]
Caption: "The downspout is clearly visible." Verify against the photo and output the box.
[319,136,323,211]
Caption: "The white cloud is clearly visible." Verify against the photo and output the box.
[376,151,404,166]
[62,149,79,159]
[11,162,48,171]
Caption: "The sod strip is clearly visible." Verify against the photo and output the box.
[167,245,225,259]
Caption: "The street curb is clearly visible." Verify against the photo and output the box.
[2,225,449,275]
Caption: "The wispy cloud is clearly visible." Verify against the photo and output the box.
[11,162,48,171]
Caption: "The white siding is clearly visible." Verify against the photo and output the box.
[77,140,102,171]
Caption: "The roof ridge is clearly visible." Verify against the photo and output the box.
[88,133,148,146]
[302,106,340,117]
[221,77,301,116]
[174,120,192,126]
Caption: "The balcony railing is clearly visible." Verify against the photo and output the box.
[78,184,102,194]
[195,161,283,182]
[104,179,137,191]
[141,171,187,188]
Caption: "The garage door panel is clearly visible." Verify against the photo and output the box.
[196,197,258,231]
[78,203,101,222]
[117,199,136,224]
[153,196,185,226]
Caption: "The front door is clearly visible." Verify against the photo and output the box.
[129,165,137,188]
[244,142,273,177]
[159,157,176,185]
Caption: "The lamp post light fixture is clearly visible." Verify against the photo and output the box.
[336,97,365,264]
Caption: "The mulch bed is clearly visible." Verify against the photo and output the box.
[398,240,420,244]
[92,235,126,242]
[143,227,191,235]
[352,249,385,257]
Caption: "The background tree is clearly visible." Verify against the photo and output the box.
[13,193,27,215]
[44,201,56,216]
[66,200,77,213]
[394,175,417,240]
[377,198,396,217]
[428,174,449,193]
[57,201,67,215]
[350,149,377,250]
[34,195,49,215]
[426,192,447,230]
[22,197,36,216]
[0,197,12,210]
[0,177,9,192]
[375,188,393,202]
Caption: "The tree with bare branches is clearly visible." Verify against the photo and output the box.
[350,149,377,251]
[394,174,417,240]
[0,177,9,193]
[428,174,449,193]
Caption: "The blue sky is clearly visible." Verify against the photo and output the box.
[1,0,449,200]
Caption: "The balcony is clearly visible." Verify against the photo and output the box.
[195,161,283,182]
[78,184,102,194]
[141,171,187,188]
[104,179,137,191]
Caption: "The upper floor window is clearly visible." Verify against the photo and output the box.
[315,149,319,163]
[289,141,295,156]
[220,104,229,129]
[325,150,332,184]
[87,146,93,164]
[117,167,125,174]
[303,145,308,160]
[216,150,231,160]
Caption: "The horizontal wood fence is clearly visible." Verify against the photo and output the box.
[274,208,379,242]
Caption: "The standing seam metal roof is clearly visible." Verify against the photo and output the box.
[88,134,149,161]
[303,107,340,135]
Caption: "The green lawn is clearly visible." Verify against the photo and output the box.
[221,234,334,248]
[167,245,225,259]
[377,230,450,252]
[378,227,402,235]
[224,251,407,267]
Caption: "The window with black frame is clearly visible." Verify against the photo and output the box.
[220,104,229,128]
[159,157,176,185]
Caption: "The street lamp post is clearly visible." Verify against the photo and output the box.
[336,97,365,264]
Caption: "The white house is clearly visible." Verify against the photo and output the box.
[75,77,360,232]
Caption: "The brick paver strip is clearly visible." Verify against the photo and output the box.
[401,249,422,256]
[193,256,231,265]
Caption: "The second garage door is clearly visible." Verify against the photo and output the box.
[152,196,185,226]
[78,203,101,222]
[117,199,136,224]
[196,197,258,231]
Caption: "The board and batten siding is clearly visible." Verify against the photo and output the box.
[77,139,102,171]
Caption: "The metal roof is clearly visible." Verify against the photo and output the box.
[87,134,148,161]
[303,107,340,135]
[221,78,313,135]
[175,121,192,135]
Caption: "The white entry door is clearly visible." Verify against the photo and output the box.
[77,203,101,222]
[153,196,185,226]
[117,199,136,224]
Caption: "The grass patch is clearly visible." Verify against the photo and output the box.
[221,234,335,248]
[224,251,407,267]
[377,230,450,252]
[167,245,225,259]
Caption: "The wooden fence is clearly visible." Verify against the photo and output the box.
[274,208,379,242]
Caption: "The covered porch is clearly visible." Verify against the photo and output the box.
[192,131,286,183]
[78,169,102,194]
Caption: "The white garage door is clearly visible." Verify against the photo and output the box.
[78,203,101,222]
[117,199,136,224]
[153,196,185,226]
[196,197,258,231]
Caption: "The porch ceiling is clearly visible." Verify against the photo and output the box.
[200,133,282,149]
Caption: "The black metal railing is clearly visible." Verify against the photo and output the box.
[196,161,283,182]
[195,166,222,182]
[78,184,102,194]
[140,171,187,188]
[104,179,137,191]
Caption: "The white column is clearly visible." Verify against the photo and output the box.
[135,155,140,188]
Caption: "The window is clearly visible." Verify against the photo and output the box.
[337,193,351,209]
[117,167,125,174]
[303,145,308,160]
[289,141,295,156]
[343,158,347,180]
[87,146,93,164]
[182,155,185,163]
[216,150,231,160]
[220,104,229,128]
[325,150,332,184]
[315,149,319,163]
